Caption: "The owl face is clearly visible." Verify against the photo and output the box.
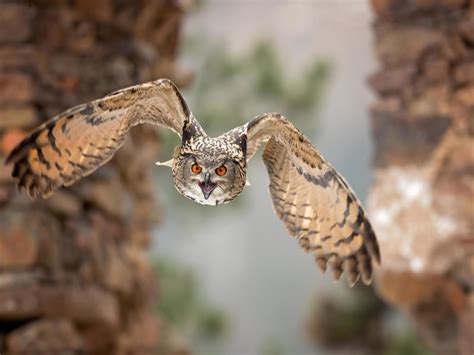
[172,137,247,206]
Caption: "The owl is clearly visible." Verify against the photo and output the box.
[5,79,380,286]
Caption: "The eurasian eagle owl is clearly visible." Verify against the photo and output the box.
[5,79,380,286]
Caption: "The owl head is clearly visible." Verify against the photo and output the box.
[168,120,247,206]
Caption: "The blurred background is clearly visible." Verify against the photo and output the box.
[0,1,472,355]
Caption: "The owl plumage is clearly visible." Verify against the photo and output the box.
[5,79,380,286]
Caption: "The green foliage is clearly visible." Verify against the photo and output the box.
[259,337,287,355]
[384,333,433,355]
[153,258,197,325]
[183,40,330,137]
[197,307,228,339]
[152,258,228,344]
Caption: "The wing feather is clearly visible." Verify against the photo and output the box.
[5,79,190,198]
[246,113,380,286]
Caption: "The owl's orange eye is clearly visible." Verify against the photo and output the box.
[215,166,227,176]
[191,163,202,174]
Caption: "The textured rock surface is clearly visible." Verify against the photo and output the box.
[0,0,192,353]
[368,1,473,354]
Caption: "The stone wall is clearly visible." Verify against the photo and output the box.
[368,1,473,355]
[0,1,192,354]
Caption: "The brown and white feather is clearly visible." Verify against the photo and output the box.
[245,113,380,286]
[5,79,189,198]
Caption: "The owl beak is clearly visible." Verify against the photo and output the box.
[199,173,216,200]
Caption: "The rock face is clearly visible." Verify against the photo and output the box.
[0,1,192,354]
[368,1,473,354]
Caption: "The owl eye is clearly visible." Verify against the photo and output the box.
[215,166,227,176]
[191,163,202,174]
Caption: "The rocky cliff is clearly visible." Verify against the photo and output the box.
[369,1,473,354]
[0,1,192,353]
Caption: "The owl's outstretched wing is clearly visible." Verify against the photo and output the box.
[5,79,192,199]
[245,113,380,286]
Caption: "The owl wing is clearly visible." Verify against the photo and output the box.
[5,79,192,199]
[245,113,380,286]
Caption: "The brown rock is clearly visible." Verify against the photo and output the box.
[371,0,467,16]
[63,217,105,274]
[35,7,70,50]
[30,211,63,273]
[0,283,120,328]
[0,107,38,129]
[0,3,36,44]
[124,245,157,304]
[376,271,446,309]
[0,129,28,156]
[376,27,445,66]
[156,320,190,355]
[0,271,41,290]
[454,85,474,108]
[0,185,13,206]
[0,210,63,271]
[368,65,416,95]
[453,61,474,85]
[376,271,467,353]
[0,46,36,70]
[80,323,116,353]
[433,136,474,234]
[370,2,473,355]
[130,218,153,247]
[0,211,39,268]
[6,318,84,354]
[118,312,160,354]
[75,0,114,23]
[80,176,129,219]
[0,0,190,350]
[0,73,35,104]
[45,190,82,217]
[88,210,125,242]
[67,21,97,54]
[371,110,451,166]
[420,57,449,84]
[407,85,450,119]
[1,151,16,183]
[39,285,120,328]
[101,245,134,296]
[459,12,474,44]
[101,244,157,304]
[459,293,474,355]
